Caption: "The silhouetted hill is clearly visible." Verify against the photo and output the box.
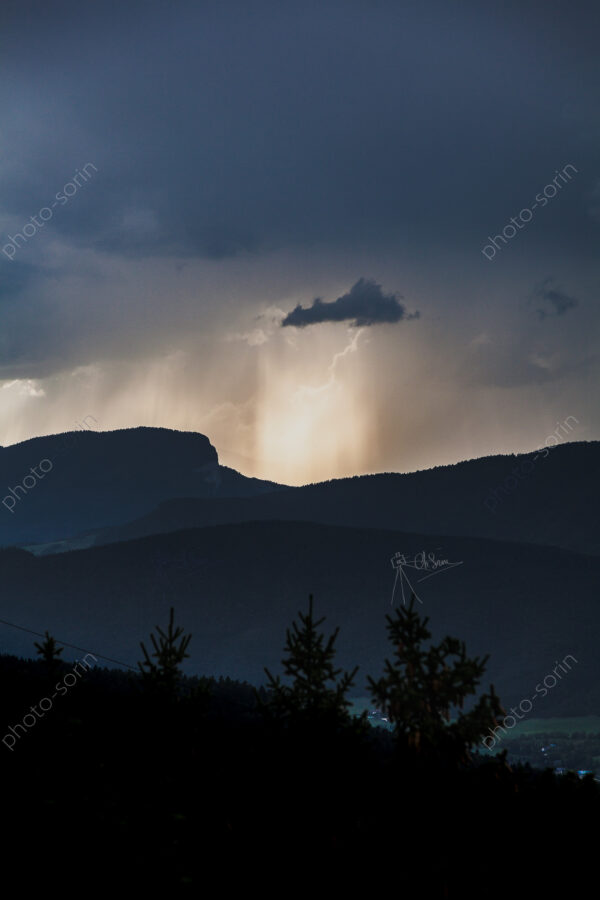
[87,441,599,556]
[0,427,285,547]
[1,520,598,716]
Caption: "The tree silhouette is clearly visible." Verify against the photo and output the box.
[368,594,505,763]
[34,631,64,677]
[260,594,362,731]
[138,607,192,698]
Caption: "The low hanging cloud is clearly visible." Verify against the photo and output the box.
[533,277,578,320]
[281,278,419,328]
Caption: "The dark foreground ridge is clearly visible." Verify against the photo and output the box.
[1,519,599,713]
[1,598,596,894]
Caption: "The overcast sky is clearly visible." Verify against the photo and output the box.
[0,0,598,483]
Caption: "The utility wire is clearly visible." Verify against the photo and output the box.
[0,616,137,671]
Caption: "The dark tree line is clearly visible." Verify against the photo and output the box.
[0,593,596,896]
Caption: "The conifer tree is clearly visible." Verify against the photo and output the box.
[368,595,505,763]
[260,594,363,731]
[138,607,192,698]
[34,631,64,677]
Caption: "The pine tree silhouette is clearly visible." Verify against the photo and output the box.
[138,607,192,698]
[368,594,505,763]
[260,594,362,731]
[34,631,64,678]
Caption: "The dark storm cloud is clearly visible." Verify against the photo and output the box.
[0,0,598,388]
[533,278,579,319]
[1,0,599,265]
[0,261,38,302]
[281,278,419,328]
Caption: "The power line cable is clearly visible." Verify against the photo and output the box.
[0,616,137,671]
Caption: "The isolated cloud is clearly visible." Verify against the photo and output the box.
[533,278,578,320]
[281,278,419,328]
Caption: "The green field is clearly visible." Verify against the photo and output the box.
[350,700,600,738]
[495,716,600,737]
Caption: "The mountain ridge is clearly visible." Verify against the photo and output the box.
[66,439,599,556]
[1,519,598,716]
[0,426,286,546]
